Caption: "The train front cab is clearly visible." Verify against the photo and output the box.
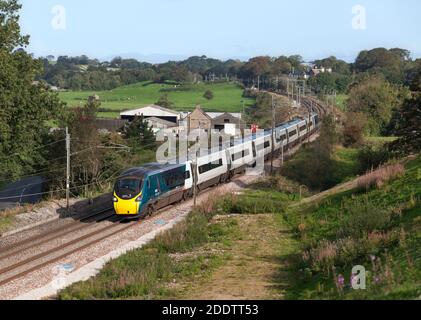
[113,175,145,216]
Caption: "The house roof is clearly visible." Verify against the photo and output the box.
[212,112,243,123]
[145,117,178,127]
[120,105,180,118]
[185,107,242,120]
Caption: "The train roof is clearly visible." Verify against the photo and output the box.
[119,163,185,179]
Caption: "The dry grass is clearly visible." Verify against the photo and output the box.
[357,163,405,191]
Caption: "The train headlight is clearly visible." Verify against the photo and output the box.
[113,197,118,203]
[136,195,143,202]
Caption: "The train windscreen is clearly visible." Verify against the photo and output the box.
[115,178,143,200]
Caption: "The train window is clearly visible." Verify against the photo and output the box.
[185,171,191,180]
[115,178,142,200]
[163,169,185,189]
[256,143,264,152]
[199,159,223,174]
[231,149,250,162]
[289,130,297,137]
[300,125,307,132]
[276,133,287,143]
[252,142,257,158]
[256,141,270,151]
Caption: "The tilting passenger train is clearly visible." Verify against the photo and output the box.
[113,113,319,218]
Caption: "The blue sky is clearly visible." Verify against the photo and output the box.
[19,0,421,63]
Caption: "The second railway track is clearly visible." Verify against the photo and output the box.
[0,216,137,287]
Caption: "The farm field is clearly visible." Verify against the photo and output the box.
[59,81,255,118]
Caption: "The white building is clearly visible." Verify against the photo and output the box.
[120,105,181,124]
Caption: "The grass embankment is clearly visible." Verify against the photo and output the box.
[284,155,421,299]
[59,81,255,118]
[58,189,300,300]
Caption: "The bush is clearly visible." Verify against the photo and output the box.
[343,112,368,147]
[203,90,214,100]
[357,144,390,173]
[339,197,394,238]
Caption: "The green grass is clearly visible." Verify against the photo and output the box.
[58,203,240,300]
[335,94,348,112]
[365,136,398,147]
[281,144,360,191]
[283,154,421,300]
[59,81,255,118]
[332,146,360,182]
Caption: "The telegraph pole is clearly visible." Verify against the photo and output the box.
[65,127,70,214]
[270,94,275,175]
[281,138,284,166]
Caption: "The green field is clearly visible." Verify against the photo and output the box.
[59,81,255,119]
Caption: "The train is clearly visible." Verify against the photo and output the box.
[113,113,320,218]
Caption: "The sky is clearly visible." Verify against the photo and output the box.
[19,0,421,63]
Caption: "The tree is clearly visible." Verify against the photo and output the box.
[239,56,271,79]
[251,92,292,128]
[122,115,156,150]
[313,56,351,75]
[0,0,65,182]
[203,90,214,100]
[66,99,103,192]
[406,58,421,91]
[346,76,403,135]
[389,94,421,156]
[354,48,407,84]
[308,73,337,93]
[156,94,175,109]
[343,112,368,146]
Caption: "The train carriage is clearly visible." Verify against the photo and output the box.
[113,112,321,219]
[227,140,255,176]
[196,149,229,190]
[113,163,187,217]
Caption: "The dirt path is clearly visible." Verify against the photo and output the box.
[182,214,298,300]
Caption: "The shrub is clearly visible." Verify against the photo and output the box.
[357,144,390,173]
[203,90,214,100]
[357,163,405,191]
[254,176,310,196]
[343,112,368,147]
[339,197,394,238]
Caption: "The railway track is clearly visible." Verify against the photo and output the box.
[0,208,115,262]
[264,89,329,117]
[0,199,191,288]
[0,215,136,287]
[301,96,329,117]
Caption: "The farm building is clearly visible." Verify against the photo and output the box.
[185,106,244,134]
[120,105,180,124]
